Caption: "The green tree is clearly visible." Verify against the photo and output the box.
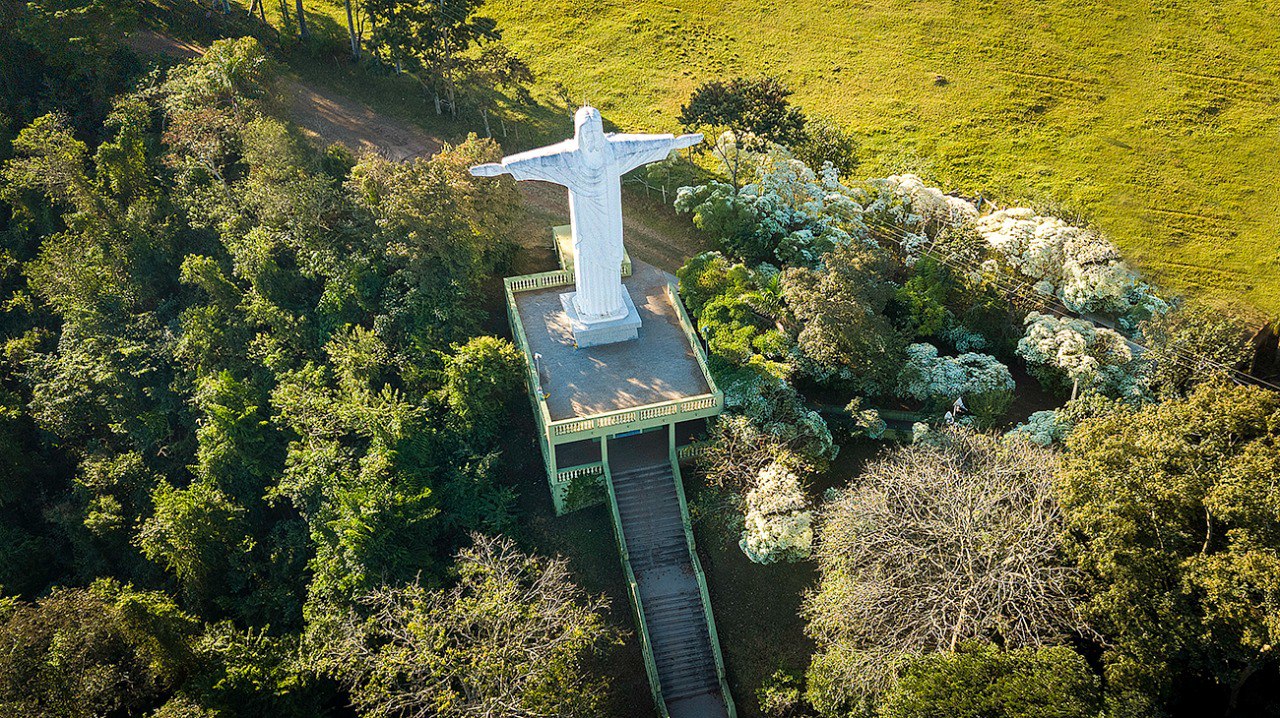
[680,76,808,148]
[880,642,1102,718]
[348,136,519,384]
[0,580,198,718]
[315,534,618,718]
[136,480,253,611]
[0,34,536,715]
[794,115,859,179]
[439,335,523,446]
[675,181,774,262]
[363,0,500,115]
[191,371,284,507]
[0,0,142,133]
[677,251,754,316]
[1138,300,1254,398]
[894,256,957,338]
[271,358,443,608]
[783,241,904,392]
[161,37,274,118]
[188,622,323,717]
[1058,381,1280,716]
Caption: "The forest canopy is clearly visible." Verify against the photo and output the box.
[0,26,613,716]
[4,6,1280,718]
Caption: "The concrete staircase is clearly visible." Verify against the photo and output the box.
[609,432,730,718]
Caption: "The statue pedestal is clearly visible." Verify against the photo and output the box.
[560,290,642,348]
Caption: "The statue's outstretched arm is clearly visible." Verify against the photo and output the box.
[611,133,704,174]
[470,163,508,177]
[469,139,577,185]
[671,133,704,150]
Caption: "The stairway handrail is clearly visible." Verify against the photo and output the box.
[669,446,738,718]
[601,460,669,718]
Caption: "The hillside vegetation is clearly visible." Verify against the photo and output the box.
[474,0,1280,317]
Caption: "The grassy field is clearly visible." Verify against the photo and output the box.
[474,0,1280,318]
[209,0,1280,317]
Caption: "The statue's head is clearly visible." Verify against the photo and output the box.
[574,106,606,156]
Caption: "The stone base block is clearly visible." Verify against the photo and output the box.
[559,290,642,348]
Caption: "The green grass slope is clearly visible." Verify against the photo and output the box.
[484,0,1280,317]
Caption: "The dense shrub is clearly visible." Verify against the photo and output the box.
[880,643,1102,718]
[739,461,813,564]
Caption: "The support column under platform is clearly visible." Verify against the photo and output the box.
[560,289,642,348]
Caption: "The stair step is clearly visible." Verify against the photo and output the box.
[603,435,729,716]
[647,605,704,622]
[660,665,715,685]
[663,677,718,700]
[644,590,702,606]
[652,631,711,648]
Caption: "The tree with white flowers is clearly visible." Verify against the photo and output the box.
[739,461,813,565]
[1017,312,1141,398]
[863,174,978,231]
[976,209,1158,318]
[896,343,1015,425]
[675,135,866,267]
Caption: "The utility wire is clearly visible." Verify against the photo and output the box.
[861,218,1280,392]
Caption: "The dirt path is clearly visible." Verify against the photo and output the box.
[517,183,708,274]
[125,30,702,271]
[126,31,442,161]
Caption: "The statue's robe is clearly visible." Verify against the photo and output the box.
[498,135,685,322]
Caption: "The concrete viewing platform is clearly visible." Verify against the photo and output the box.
[512,261,711,422]
[503,226,722,515]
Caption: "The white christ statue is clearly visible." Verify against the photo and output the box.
[471,107,702,335]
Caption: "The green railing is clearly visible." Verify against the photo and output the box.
[676,442,709,462]
[504,269,724,458]
[504,273,559,440]
[506,269,575,294]
[600,458,669,718]
[549,394,720,439]
[666,281,721,398]
[554,461,604,485]
[669,442,737,717]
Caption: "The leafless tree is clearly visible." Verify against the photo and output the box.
[803,429,1088,706]
[315,534,618,718]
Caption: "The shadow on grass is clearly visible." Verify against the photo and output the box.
[135,0,583,153]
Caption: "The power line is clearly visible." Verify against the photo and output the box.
[860,218,1280,393]
[871,222,1249,390]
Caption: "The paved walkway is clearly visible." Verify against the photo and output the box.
[514,261,710,421]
